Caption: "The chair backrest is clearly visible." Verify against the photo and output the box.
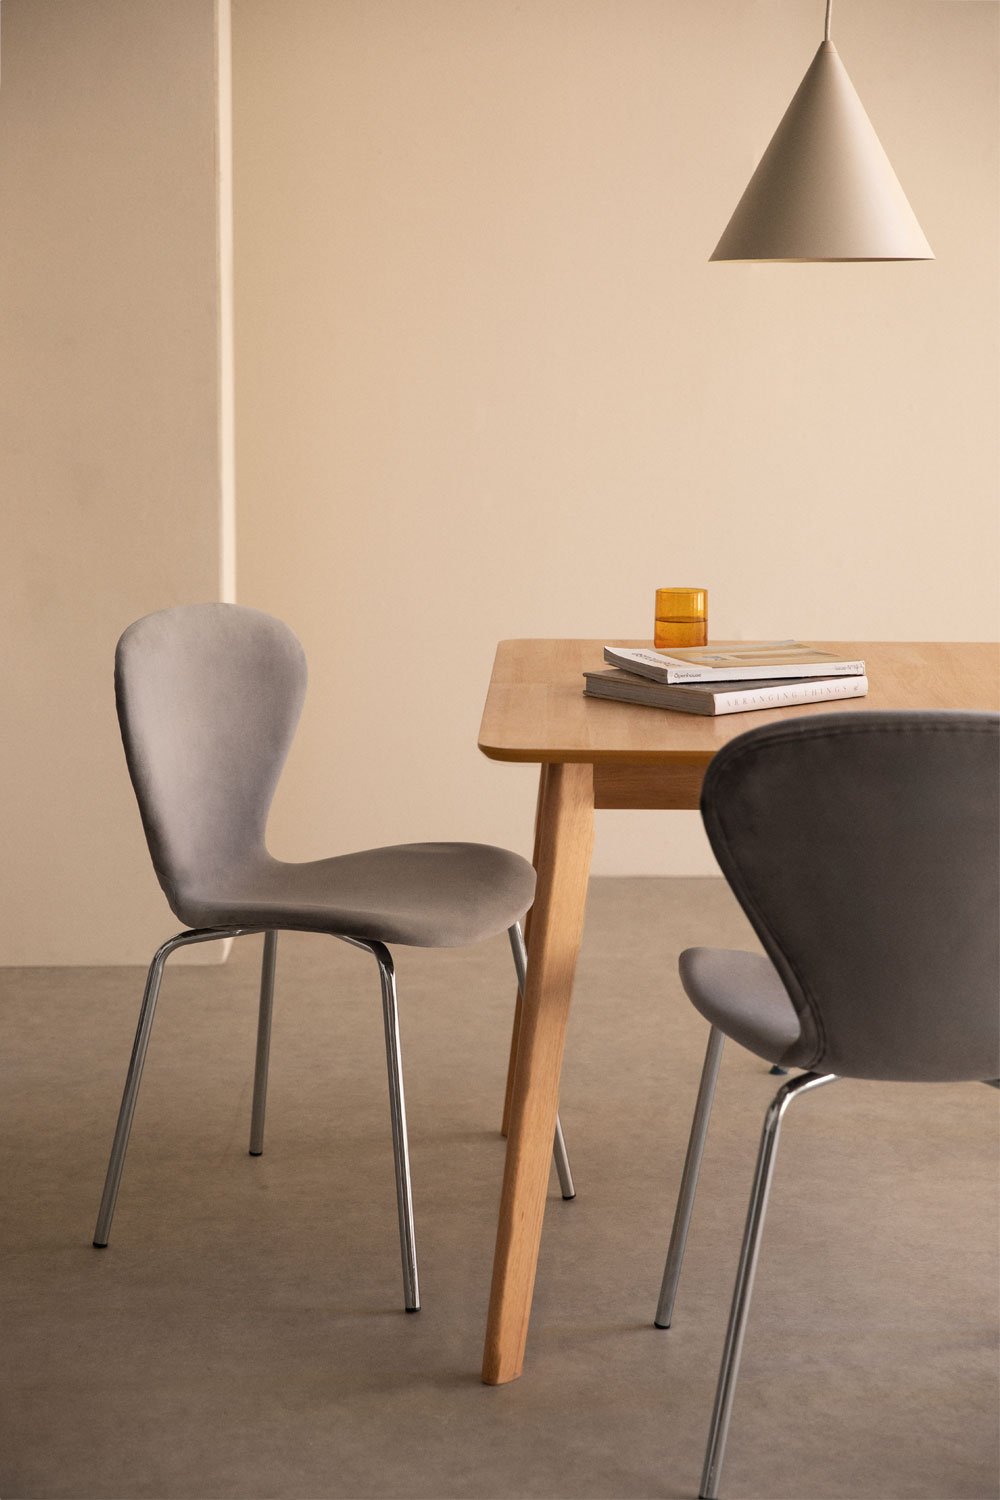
[115,604,307,914]
[700,711,999,1083]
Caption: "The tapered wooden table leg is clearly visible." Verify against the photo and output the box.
[501,764,550,1138]
[482,760,594,1385]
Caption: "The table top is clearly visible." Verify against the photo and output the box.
[478,639,999,764]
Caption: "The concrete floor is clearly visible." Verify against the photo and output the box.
[1,878,996,1500]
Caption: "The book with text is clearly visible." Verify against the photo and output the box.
[603,641,865,684]
[583,669,869,717]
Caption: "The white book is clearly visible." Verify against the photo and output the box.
[583,669,870,717]
[604,641,865,684]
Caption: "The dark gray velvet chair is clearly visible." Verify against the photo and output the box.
[94,603,573,1312]
[651,711,999,1500]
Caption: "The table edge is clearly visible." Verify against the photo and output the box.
[476,744,714,765]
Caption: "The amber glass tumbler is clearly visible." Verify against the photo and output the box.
[654,587,708,649]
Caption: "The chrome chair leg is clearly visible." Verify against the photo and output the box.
[699,1069,838,1500]
[93,926,255,1248]
[508,922,575,1200]
[336,934,420,1311]
[372,942,420,1311]
[249,930,278,1155]
[655,1025,725,1328]
[552,1114,574,1200]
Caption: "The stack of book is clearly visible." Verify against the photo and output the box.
[584,642,869,717]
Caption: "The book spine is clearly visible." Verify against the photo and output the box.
[712,676,869,716]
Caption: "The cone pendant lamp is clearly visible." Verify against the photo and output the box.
[712,0,933,261]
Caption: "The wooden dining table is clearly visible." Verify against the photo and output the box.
[477,638,998,1385]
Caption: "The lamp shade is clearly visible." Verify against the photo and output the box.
[711,41,933,262]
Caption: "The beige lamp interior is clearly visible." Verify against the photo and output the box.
[712,7,934,262]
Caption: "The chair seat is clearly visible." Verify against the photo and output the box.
[174,842,537,949]
[679,948,806,1068]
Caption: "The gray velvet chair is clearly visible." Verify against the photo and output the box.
[651,711,999,1500]
[93,603,574,1312]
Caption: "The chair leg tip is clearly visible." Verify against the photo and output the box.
[653,1319,671,1330]
[405,1305,421,1314]
[92,1240,108,1249]
[248,1149,263,1157]
[561,1191,576,1201]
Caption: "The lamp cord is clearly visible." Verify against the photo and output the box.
[824,0,832,41]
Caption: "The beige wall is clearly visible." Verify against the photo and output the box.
[3,1,996,966]
[0,0,233,963]
[232,0,998,878]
